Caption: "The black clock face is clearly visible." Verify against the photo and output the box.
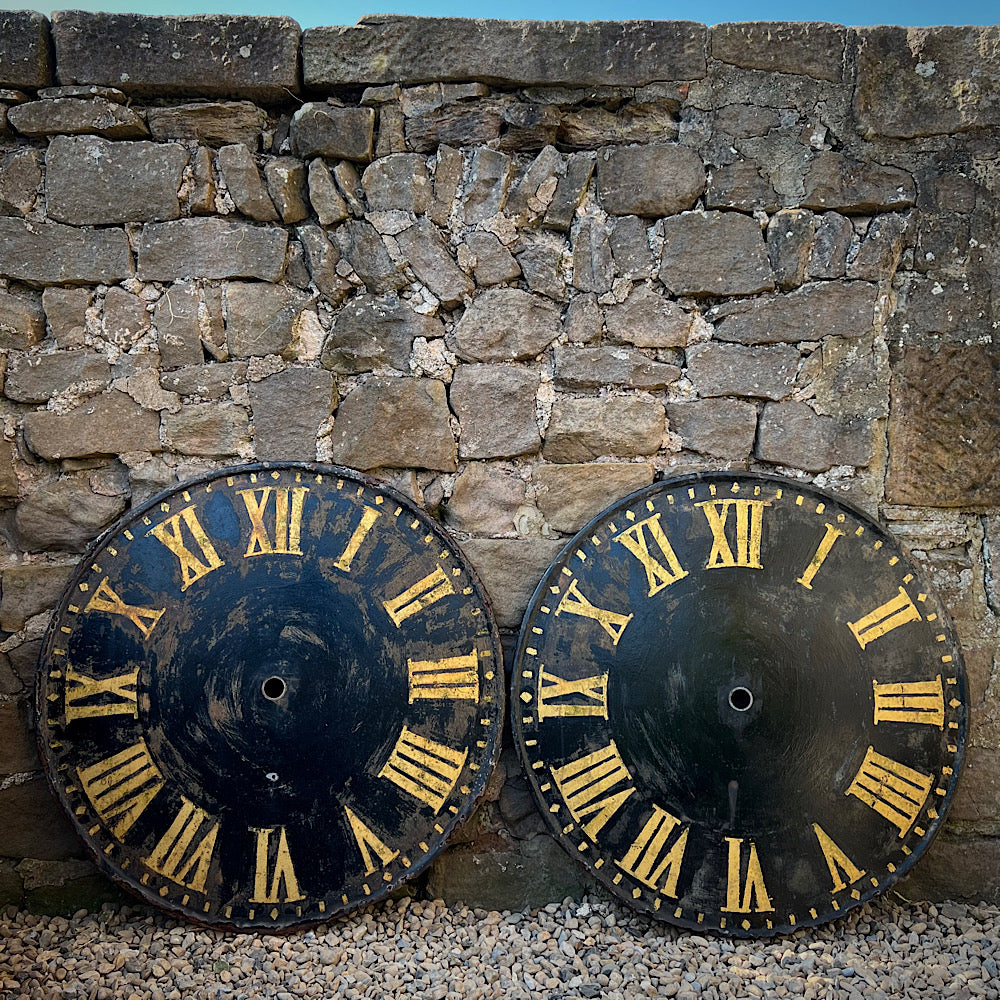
[37,464,504,931]
[512,472,966,937]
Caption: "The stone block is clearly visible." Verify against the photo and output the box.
[666,399,758,460]
[332,161,366,217]
[0,289,45,349]
[554,345,680,390]
[444,463,527,536]
[848,213,909,281]
[558,100,679,151]
[887,343,1000,507]
[8,96,147,139]
[137,219,287,282]
[297,225,351,305]
[686,342,798,400]
[361,153,431,213]
[609,215,652,280]
[711,21,847,82]
[146,101,267,146]
[22,391,162,461]
[102,286,150,349]
[330,376,457,472]
[395,218,474,307]
[153,283,206,369]
[42,287,90,347]
[334,220,407,295]
[802,152,916,213]
[303,17,707,87]
[224,282,310,359]
[464,231,520,287]
[713,281,877,344]
[0,778,85,860]
[507,145,561,222]
[796,336,887,420]
[162,402,249,458]
[605,285,690,348]
[896,833,1000,904]
[160,362,247,399]
[307,159,349,225]
[187,146,216,215]
[0,700,39,774]
[499,101,560,152]
[290,103,375,162]
[0,218,132,287]
[428,145,463,227]
[0,12,52,89]
[542,152,595,232]
[516,238,567,301]
[218,144,278,222]
[767,209,816,290]
[451,364,540,460]
[250,367,336,462]
[0,563,74,632]
[543,395,664,462]
[597,144,705,217]
[462,147,513,224]
[659,212,774,297]
[15,473,128,553]
[808,212,853,279]
[0,148,42,216]
[534,462,655,534]
[571,217,613,295]
[0,441,18,498]
[705,161,779,213]
[405,101,504,154]
[564,292,603,344]
[855,26,1000,139]
[450,288,560,363]
[20,861,128,917]
[756,400,871,472]
[51,12,300,101]
[5,351,111,404]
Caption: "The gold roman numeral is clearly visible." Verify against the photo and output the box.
[378,727,468,813]
[344,805,399,875]
[697,499,769,570]
[873,676,945,728]
[250,826,304,903]
[551,741,635,839]
[613,514,688,596]
[407,650,479,701]
[143,798,219,893]
[383,565,455,627]
[149,506,225,591]
[848,587,922,649]
[333,506,381,573]
[845,746,933,838]
[555,579,633,645]
[615,805,689,897]
[796,523,845,590]
[64,665,139,723]
[812,823,866,894]
[77,741,164,839]
[537,670,609,720]
[85,578,165,640]
[238,487,309,558]
[721,837,773,913]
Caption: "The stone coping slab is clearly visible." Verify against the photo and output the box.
[0,11,52,89]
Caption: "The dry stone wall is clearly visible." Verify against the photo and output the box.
[1,11,999,913]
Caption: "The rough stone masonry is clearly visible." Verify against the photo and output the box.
[0,11,998,914]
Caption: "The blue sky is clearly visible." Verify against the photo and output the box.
[4,0,998,27]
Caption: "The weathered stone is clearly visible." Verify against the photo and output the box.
[303,18,707,88]
[405,102,503,154]
[887,343,1000,507]
[333,161,366,217]
[506,145,561,222]
[153,283,206,369]
[715,103,781,137]
[897,833,1000,904]
[188,146,216,215]
[534,462,655,534]
[464,231,520,286]
[516,238,567,301]
[296,224,352,305]
[543,153,595,231]
[0,700,39,773]
[8,97,147,139]
[855,26,1000,139]
[572,217,613,294]
[796,336,887,420]
[334,220,407,294]
[705,161,779,213]
[807,212,853,279]
[137,218,287,282]
[23,391,161,461]
[450,287,561,362]
[802,153,916,213]
[0,441,18,498]
[0,289,45,349]
[307,159,349,225]
[361,153,431,213]
[847,213,909,281]
[42,287,90,347]
[605,285,690,348]
[162,403,249,458]
[767,209,816,290]
[0,148,41,216]
[544,395,664,462]
[713,281,878,344]
[659,211,774,296]
[102,286,150,349]
[374,104,406,158]
[428,145,463,227]
[686,342,798,400]
[0,12,51,90]
[36,85,126,101]
[558,100,679,151]
[598,144,705,217]
[15,473,128,552]
[160,361,247,399]
[291,103,375,163]
[330,376,457,472]
[0,779,84,861]
[5,351,111,403]
[666,398,758,459]
[52,12,300,101]
[0,218,132,287]
[564,292,603,343]
[462,147,513,224]
[218,143,278,222]
[445,462,526,535]
[396,218,474,307]
[250,367,336,461]
[451,364,540,460]
[114,368,180,414]
[224,282,310,358]
[555,345,680,390]
[146,102,267,146]
[891,274,991,340]
[756,400,871,472]
[0,564,74,632]
[497,101,560,152]
[609,215,652,280]
[711,21,847,83]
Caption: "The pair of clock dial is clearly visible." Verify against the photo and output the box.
[37,465,965,936]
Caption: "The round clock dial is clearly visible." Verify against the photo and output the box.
[512,472,966,937]
[38,463,504,930]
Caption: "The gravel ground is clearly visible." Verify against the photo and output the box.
[2,895,998,1000]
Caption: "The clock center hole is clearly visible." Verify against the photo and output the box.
[262,676,287,701]
[728,686,753,712]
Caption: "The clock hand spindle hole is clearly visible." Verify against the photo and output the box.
[262,676,287,702]
[728,686,753,713]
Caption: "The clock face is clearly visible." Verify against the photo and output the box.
[512,472,967,937]
[37,463,504,931]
